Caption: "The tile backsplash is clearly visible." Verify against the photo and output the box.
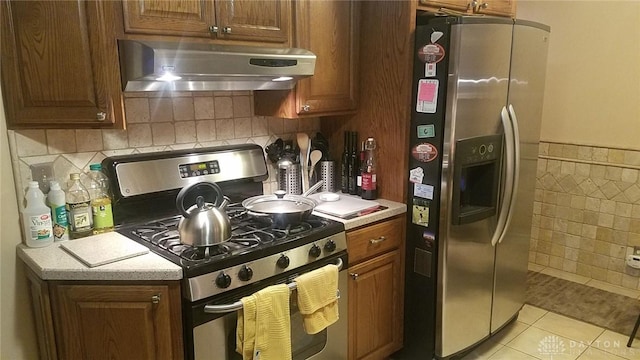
[530,141,640,289]
[7,91,319,199]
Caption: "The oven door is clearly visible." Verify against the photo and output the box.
[190,254,348,360]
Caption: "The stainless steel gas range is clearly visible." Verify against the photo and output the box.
[103,144,348,360]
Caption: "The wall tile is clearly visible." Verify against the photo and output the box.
[127,124,152,147]
[149,98,174,122]
[172,97,195,121]
[577,146,593,161]
[102,130,128,150]
[216,119,235,140]
[562,144,578,159]
[592,148,609,162]
[234,117,252,138]
[124,98,150,123]
[621,168,639,183]
[549,143,563,157]
[194,97,215,120]
[76,130,103,152]
[47,130,77,154]
[214,97,233,119]
[15,130,47,156]
[624,150,640,166]
[608,149,625,164]
[232,96,252,118]
[151,123,176,145]
[196,120,217,142]
[175,121,196,144]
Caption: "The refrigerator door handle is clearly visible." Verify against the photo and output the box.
[497,104,522,244]
[491,106,516,247]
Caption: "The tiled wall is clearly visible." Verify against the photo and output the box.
[7,91,319,198]
[530,141,640,289]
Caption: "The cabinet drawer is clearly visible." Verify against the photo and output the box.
[347,216,404,265]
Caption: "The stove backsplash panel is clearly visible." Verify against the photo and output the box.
[7,91,319,201]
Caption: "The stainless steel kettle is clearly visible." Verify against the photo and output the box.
[175,182,231,247]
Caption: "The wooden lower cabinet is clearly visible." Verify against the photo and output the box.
[25,269,184,360]
[347,216,405,360]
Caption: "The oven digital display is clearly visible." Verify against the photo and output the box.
[179,161,220,178]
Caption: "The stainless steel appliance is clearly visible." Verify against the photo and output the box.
[118,40,316,92]
[400,15,550,359]
[102,144,348,360]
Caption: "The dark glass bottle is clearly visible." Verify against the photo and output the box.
[348,132,358,195]
[341,131,350,193]
[357,141,365,196]
[361,137,377,200]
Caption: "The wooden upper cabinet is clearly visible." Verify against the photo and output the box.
[418,0,516,17]
[122,0,290,44]
[475,0,516,17]
[0,1,124,129]
[419,0,470,12]
[253,0,359,118]
[215,0,290,43]
[122,0,216,37]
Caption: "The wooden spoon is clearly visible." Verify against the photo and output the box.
[296,133,310,192]
[309,150,323,180]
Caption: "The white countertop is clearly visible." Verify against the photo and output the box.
[312,195,407,231]
[17,233,183,281]
[18,196,406,281]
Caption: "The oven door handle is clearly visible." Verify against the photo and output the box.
[204,258,343,314]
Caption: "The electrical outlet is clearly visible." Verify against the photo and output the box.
[30,163,54,194]
[634,246,640,256]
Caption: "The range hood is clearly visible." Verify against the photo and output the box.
[118,40,316,92]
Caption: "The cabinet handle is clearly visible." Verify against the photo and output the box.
[469,0,478,10]
[96,112,106,121]
[369,236,387,245]
[209,25,219,34]
[151,295,161,304]
[301,105,310,112]
[349,273,359,280]
[479,2,489,9]
[222,27,232,34]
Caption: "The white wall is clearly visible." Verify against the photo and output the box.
[517,0,640,149]
[1,84,38,358]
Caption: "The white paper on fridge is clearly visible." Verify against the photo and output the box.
[416,79,438,113]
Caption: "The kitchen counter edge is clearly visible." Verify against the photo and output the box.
[313,196,407,230]
[17,242,183,281]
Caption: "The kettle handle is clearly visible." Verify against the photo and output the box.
[175,182,225,218]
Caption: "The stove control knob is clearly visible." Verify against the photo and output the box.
[324,239,337,253]
[309,244,322,258]
[276,254,290,269]
[215,272,232,288]
[238,265,253,281]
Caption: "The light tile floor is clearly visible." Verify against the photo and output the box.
[459,304,640,360]
[456,264,640,360]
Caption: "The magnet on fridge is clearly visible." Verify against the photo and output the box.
[414,183,434,200]
[418,43,445,64]
[416,79,438,114]
[411,142,438,162]
[425,62,436,77]
[409,167,424,184]
[412,197,430,227]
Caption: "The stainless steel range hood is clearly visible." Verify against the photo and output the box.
[118,40,316,92]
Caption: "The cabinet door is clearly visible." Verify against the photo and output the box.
[348,250,403,360]
[215,0,290,43]
[253,0,359,118]
[0,1,124,128]
[52,284,183,360]
[295,0,358,115]
[475,0,516,17]
[122,0,216,37]
[418,0,470,12]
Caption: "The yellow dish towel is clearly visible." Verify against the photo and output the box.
[236,284,291,360]
[295,264,339,334]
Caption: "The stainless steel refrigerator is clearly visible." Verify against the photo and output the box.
[400,15,550,359]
